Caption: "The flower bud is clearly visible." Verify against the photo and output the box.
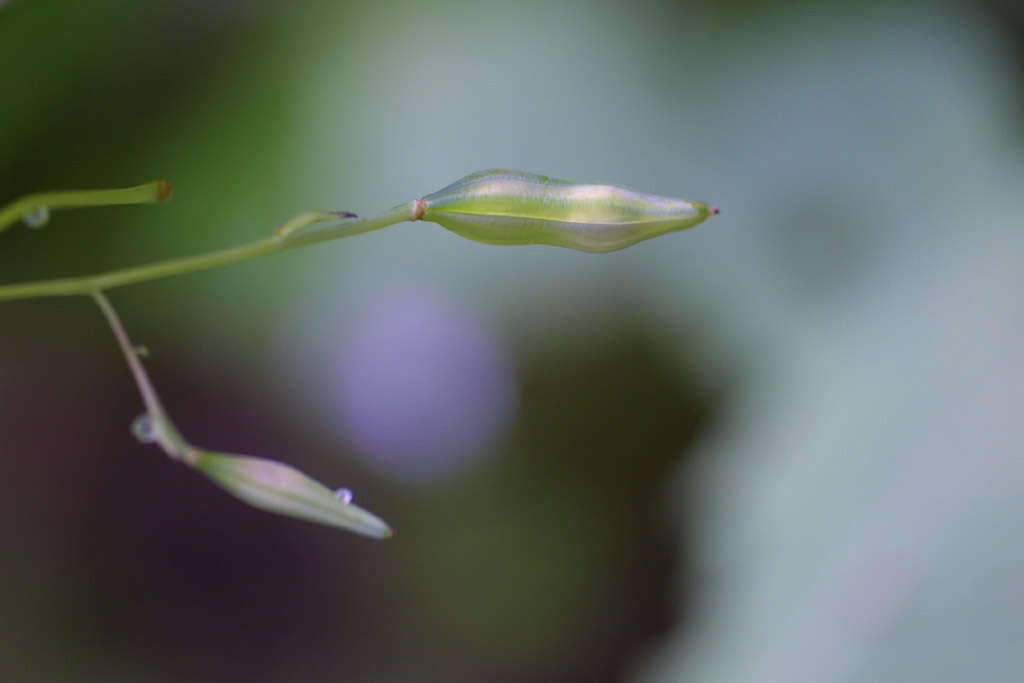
[192,450,392,538]
[415,169,717,253]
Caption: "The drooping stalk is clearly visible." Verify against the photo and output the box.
[89,289,393,537]
[91,290,191,461]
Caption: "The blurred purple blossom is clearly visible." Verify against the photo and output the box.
[331,287,517,481]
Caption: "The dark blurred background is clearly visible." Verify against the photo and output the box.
[2,1,1023,682]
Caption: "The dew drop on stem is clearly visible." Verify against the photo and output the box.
[23,206,49,229]
[334,488,353,504]
[131,413,157,443]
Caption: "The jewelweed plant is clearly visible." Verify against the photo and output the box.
[0,170,718,538]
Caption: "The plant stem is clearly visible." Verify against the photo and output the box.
[0,202,415,302]
[0,181,172,234]
[91,290,192,460]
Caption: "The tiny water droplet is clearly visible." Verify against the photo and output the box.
[134,345,150,358]
[23,206,49,229]
[334,488,353,504]
[131,413,157,443]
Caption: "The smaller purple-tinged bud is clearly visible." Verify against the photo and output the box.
[192,450,392,539]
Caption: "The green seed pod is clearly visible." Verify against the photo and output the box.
[414,169,718,253]
[192,450,392,539]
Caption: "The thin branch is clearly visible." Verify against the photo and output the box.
[0,180,172,234]
[90,290,191,460]
[0,203,415,302]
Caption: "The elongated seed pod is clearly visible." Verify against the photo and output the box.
[414,169,717,253]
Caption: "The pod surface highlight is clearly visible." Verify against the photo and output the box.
[419,169,717,253]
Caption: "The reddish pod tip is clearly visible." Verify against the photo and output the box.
[156,179,173,202]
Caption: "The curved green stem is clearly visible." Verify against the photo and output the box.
[0,180,172,234]
[0,203,415,302]
[91,289,191,460]
[91,289,394,536]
